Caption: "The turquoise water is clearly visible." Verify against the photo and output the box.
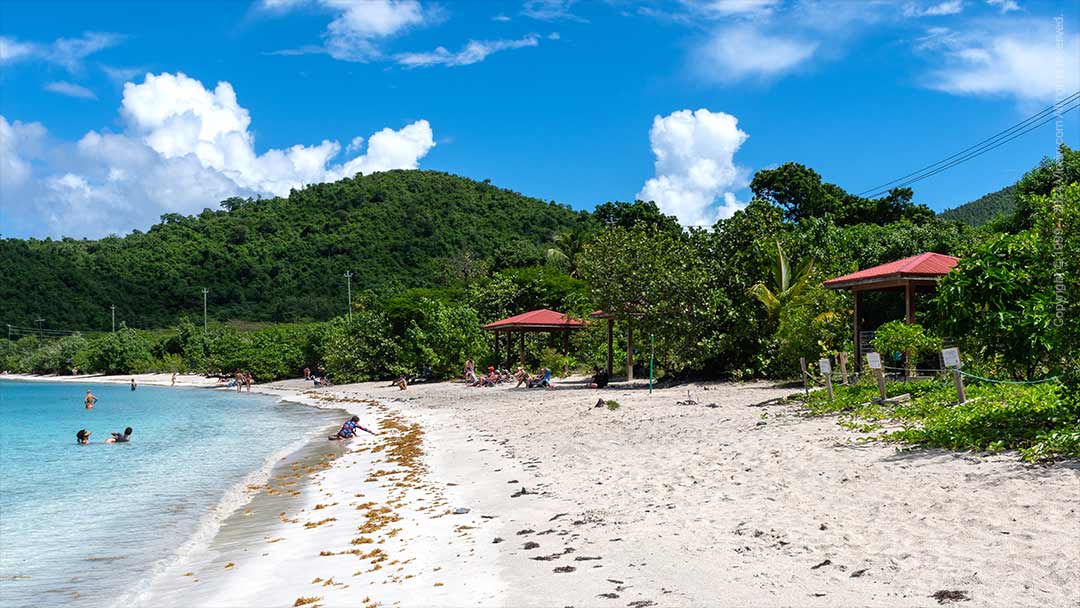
[0,380,341,608]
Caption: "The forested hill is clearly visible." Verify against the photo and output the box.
[939,184,1017,226]
[0,171,585,329]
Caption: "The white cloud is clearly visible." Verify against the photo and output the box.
[522,0,585,22]
[395,35,541,67]
[681,0,781,18]
[0,72,436,238]
[0,32,122,73]
[637,109,749,226]
[345,135,365,153]
[0,36,37,62]
[696,26,817,81]
[264,0,431,61]
[986,0,1020,13]
[492,14,512,22]
[921,23,1080,102]
[0,116,46,192]
[45,81,98,100]
[903,1,964,18]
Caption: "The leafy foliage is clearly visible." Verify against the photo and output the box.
[0,171,581,329]
[871,321,939,375]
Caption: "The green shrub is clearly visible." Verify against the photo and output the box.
[74,328,154,374]
[871,321,939,375]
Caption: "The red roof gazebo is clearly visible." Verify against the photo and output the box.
[482,309,585,368]
[824,252,959,369]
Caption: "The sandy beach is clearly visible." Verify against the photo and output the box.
[7,372,1079,607]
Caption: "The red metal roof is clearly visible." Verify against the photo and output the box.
[482,308,586,330]
[823,252,959,289]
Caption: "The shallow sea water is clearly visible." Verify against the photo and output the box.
[0,380,341,608]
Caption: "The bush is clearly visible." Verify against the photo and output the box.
[319,313,401,383]
[74,328,154,374]
[871,321,939,375]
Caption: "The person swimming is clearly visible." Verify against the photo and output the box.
[84,389,97,410]
[328,416,376,440]
[77,429,91,444]
[105,427,133,443]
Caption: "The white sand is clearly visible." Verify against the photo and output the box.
[9,372,1079,606]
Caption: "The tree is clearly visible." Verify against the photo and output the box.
[748,240,815,320]
[544,230,588,276]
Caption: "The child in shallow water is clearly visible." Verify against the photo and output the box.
[77,429,91,444]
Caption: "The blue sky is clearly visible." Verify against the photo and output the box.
[1,0,1078,237]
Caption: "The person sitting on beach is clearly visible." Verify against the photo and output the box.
[303,367,311,380]
[329,416,377,440]
[589,367,610,389]
[394,375,408,391]
[464,358,478,384]
[77,429,91,444]
[472,366,498,387]
[84,389,97,410]
[514,367,531,388]
[105,427,133,443]
[527,368,552,389]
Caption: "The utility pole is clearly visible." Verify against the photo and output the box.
[344,271,354,323]
[35,318,44,333]
[111,305,116,332]
[202,288,209,333]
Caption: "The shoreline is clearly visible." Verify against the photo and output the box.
[5,373,1078,606]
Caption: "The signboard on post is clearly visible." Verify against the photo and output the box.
[942,347,961,369]
[819,358,832,375]
[942,347,966,404]
[819,358,834,401]
[866,352,882,370]
[866,352,886,401]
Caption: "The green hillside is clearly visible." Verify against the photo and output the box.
[0,171,586,329]
[939,184,1017,226]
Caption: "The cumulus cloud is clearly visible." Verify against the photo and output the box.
[1,72,436,238]
[264,0,431,61]
[45,81,98,100]
[903,1,964,18]
[920,22,1080,102]
[0,116,46,192]
[696,26,817,81]
[637,109,750,227]
[395,35,541,67]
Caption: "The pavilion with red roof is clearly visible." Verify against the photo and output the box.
[824,252,959,368]
[482,308,586,368]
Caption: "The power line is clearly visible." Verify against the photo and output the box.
[863,98,1080,198]
[858,90,1080,198]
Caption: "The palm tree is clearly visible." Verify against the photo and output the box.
[545,230,587,277]
[748,240,815,319]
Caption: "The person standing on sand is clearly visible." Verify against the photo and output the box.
[235,370,243,393]
[171,372,177,386]
[244,371,253,393]
[84,389,97,410]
